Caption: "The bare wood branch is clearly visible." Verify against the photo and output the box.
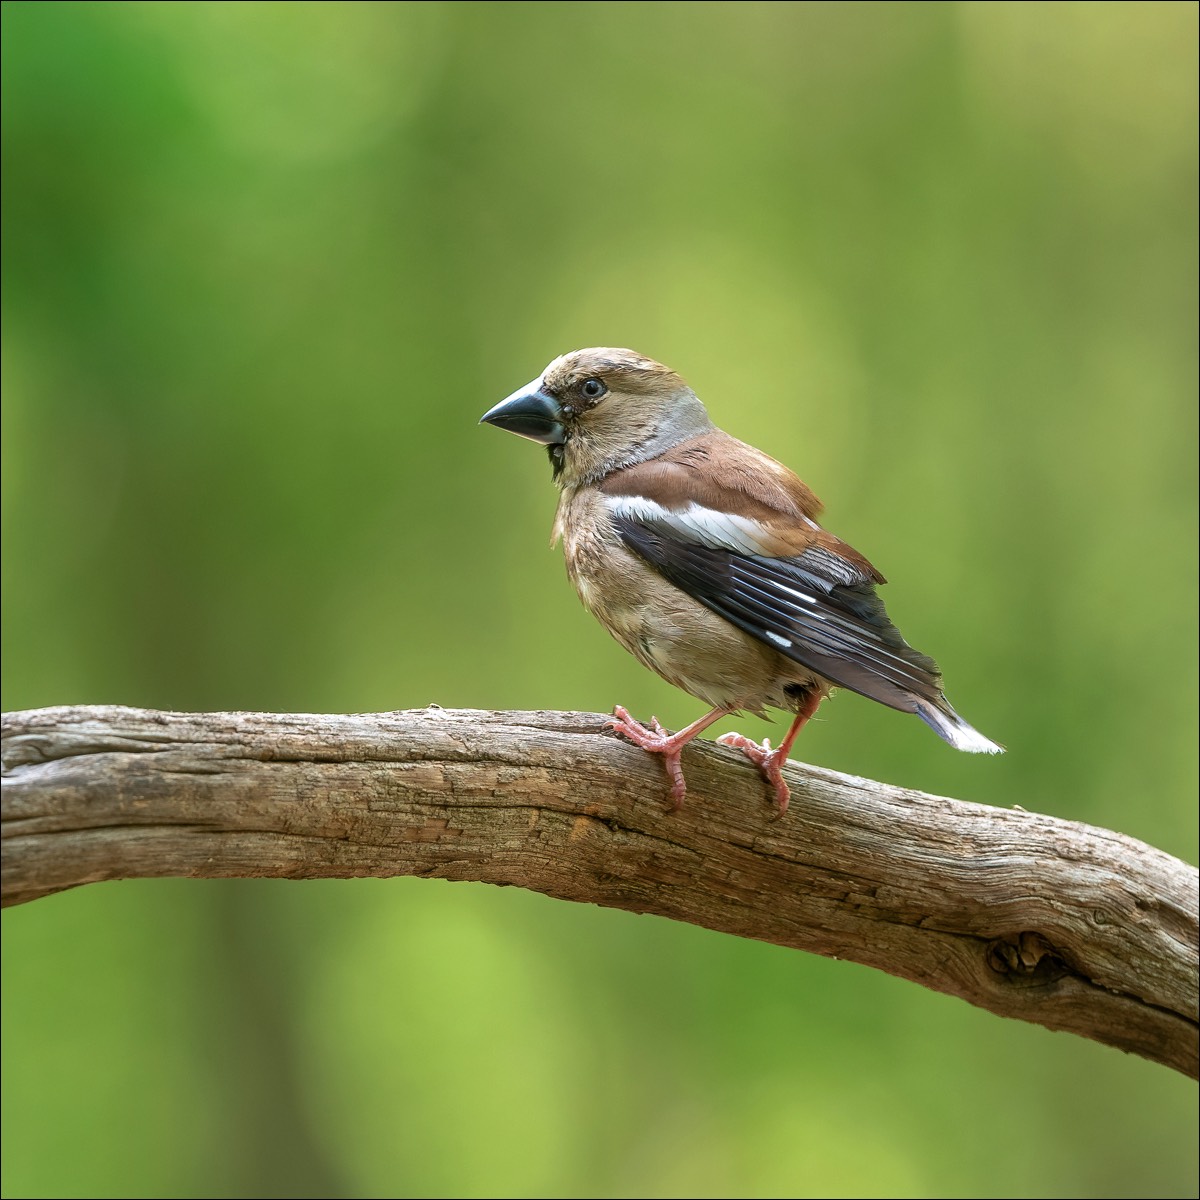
[2,704,1196,1078]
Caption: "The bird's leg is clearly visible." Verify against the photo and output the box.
[717,691,824,815]
[607,705,733,810]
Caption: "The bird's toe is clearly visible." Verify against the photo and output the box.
[718,732,791,814]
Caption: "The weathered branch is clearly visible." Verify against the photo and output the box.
[2,705,1196,1078]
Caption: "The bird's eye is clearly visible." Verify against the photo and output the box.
[581,378,606,400]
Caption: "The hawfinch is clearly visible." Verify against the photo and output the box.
[481,348,1002,813]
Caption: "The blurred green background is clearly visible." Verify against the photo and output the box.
[2,2,1196,1197]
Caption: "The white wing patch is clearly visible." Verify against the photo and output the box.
[604,495,781,557]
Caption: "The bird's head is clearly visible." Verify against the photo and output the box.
[480,348,714,484]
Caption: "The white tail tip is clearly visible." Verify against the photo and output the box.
[917,703,1005,755]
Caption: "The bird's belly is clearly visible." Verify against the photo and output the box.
[566,528,812,713]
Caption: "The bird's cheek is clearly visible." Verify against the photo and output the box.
[559,432,594,476]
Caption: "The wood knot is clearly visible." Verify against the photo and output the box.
[986,931,1071,986]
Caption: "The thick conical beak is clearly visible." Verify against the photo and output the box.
[479,380,565,446]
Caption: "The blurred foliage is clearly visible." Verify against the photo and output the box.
[2,2,1196,1197]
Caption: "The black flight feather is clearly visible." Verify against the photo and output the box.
[613,515,948,718]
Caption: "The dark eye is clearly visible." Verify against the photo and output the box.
[581,378,606,399]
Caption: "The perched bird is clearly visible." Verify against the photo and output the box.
[481,348,1002,813]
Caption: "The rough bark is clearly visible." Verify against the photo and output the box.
[2,704,1196,1079]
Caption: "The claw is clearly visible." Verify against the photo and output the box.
[606,704,731,811]
[717,732,792,814]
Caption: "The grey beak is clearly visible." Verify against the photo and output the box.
[480,382,565,446]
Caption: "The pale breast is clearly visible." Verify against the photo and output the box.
[555,487,823,713]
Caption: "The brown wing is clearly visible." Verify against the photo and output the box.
[600,433,953,719]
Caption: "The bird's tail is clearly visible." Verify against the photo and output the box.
[914,698,1004,754]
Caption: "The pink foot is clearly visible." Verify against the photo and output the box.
[717,732,792,815]
[606,705,689,808]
